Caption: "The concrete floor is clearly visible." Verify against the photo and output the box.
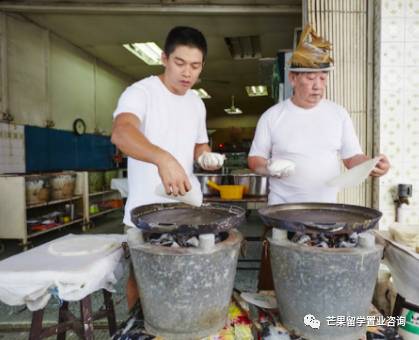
[0,209,266,339]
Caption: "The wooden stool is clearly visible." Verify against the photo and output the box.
[29,289,117,340]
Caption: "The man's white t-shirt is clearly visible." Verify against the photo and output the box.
[249,98,362,205]
[113,76,209,226]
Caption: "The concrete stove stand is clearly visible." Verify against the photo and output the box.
[128,229,243,340]
[269,234,383,340]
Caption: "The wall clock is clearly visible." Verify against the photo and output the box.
[73,118,86,135]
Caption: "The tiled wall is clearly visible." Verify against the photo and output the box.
[0,123,25,174]
[374,0,419,227]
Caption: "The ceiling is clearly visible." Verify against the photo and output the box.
[1,0,302,118]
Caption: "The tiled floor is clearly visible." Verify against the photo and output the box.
[0,209,266,339]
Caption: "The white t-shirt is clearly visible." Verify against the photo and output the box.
[113,76,209,226]
[249,98,362,205]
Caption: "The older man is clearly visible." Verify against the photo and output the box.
[248,24,390,205]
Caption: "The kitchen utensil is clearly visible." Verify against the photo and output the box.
[130,203,245,234]
[232,173,268,196]
[195,173,225,196]
[258,202,382,235]
[327,156,381,188]
[207,180,245,200]
[155,183,203,207]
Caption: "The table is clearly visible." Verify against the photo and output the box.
[0,234,127,339]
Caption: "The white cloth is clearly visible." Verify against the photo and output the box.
[111,178,129,198]
[197,152,225,170]
[113,76,209,226]
[375,231,419,305]
[0,234,126,311]
[249,98,362,205]
[267,159,296,177]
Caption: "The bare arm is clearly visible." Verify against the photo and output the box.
[343,153,390,177]
[342,154,369,169]
[194,143,211,161]
[248,156,269,175]
[111,112,191,195]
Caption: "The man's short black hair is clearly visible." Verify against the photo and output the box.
[164,26,207,62]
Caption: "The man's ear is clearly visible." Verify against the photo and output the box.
[288,71,297,87]
[161,52,168,66]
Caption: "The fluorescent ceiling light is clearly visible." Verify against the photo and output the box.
[246,85,268,97]
[224,95,242,115]
[123,42,162,65]
[192,88,211,99]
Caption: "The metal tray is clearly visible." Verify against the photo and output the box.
[131,203,245,234]
[258,202,382,235]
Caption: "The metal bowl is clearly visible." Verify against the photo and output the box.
[195,173,226,196]
[232,173,268,196]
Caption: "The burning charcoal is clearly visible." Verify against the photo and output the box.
[296,235,311,245]
[316,241,329,248]
[186,237,199,247]
[338,240,357,248]
[149,233,174,246]
[348,232,359,244]
[319,233,329,242]
[291,232,304,243]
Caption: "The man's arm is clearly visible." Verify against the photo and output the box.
[343,153,390,177]
[111,112,191,195]
[248,156,269,175]
[194,143,211,161]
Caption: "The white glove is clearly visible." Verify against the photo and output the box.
[267,159,296,178]
[197,152,225,171]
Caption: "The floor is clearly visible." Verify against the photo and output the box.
[0,209,266,339]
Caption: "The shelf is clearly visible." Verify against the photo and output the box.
[27,218,84,239]
[89,190,118,197]
[27,196,82,209]
[90,208,121,219]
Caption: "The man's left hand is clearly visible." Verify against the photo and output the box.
[197,152,225,171]
[370,154,390,177]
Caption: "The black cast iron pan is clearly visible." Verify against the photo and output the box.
[258,202,382,235]
[131,202,245,235]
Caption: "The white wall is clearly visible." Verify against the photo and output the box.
[374,0,419,227]
[3,14,131,135]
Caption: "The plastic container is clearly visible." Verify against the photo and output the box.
[50,173,76,200]
[206,180,245,200]
[88,171,105,193]
[25,175,50,205]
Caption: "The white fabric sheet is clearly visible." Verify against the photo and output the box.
[0,234,127,311]
[375,231,419,305]
[111,178,129,198]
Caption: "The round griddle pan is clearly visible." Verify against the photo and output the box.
[258,202,382,235]
[131,203,245,235]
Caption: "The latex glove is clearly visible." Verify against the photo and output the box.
[197,152,225,171]
[267,159,296,178]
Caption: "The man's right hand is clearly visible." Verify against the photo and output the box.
[157,152,191,196]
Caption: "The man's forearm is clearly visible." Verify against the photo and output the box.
[194,143,211,161]
[342,154,369,169]
[111,122,168,166]
[248,156,269,175]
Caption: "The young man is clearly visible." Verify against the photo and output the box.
[248,24,390,205]
[111,26,224,309]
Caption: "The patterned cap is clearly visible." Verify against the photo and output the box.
[288,24,334,72]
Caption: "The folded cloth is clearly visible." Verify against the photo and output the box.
[198,152,225,171]
[267,159,296,178]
